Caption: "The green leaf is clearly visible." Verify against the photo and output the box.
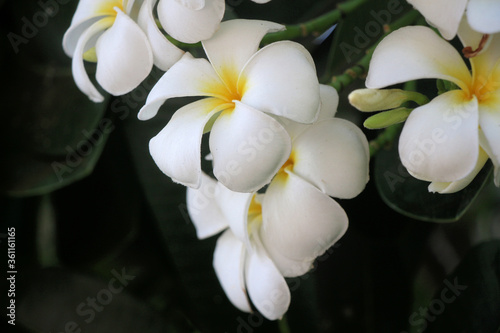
[0,1,111,197]
[373,131,493,222]
[17,267,177,333]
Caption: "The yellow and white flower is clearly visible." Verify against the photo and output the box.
[63,0,184,102]
[407,0,500,39]
[141,19,321,193]
[186,86,369,319]
[365,20,500,193]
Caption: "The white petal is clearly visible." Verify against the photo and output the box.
[215,182,254,247]
[95,9,153,96]
[62,0,112,55]
[251,0,271,3]
[138,53,225,120]
[175,0,205,10]
[210,102,292,193]
[292,118,370,199]
[407,0,467,39]
[213,230,252,313]
[71,18,111,103]
[366,26,471,91]
[457,17,499,79]
[138,0,185,71]
[240,41,321,124]
[428,148,489,193]
[202,19,284,88]
[399,90,480,183]
[478,100,500,186]
[317,84,339,121]
[467,0,500,34]
[157,0,225,44]
[261,172,348,277]
[457,16,486,51]
[186,172,228,239]
[149,98,226,188]
[280,84,339,140]
[245,233,290,320]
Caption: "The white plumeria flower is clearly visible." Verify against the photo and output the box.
[63,0,184,102]
[259,85,370,276]
[156,0,271,44]
[407,0,500,39]
[365,20,500,193]
[186,86,369,319]
[140,19,321,193]
[187,173,291,320]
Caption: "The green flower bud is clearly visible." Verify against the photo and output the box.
[349,88,428,112]
[363,107,412,129]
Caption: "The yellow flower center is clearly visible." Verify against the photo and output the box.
[247,194,263,233]
[96,0,124,17]
[461,35,500,105]
[203,63,248,116]
[275,151,296,183]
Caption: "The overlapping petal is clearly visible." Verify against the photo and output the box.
[215,181,253,246]
[398,90,480,183]
[95,9,153,96]
[245,233,290,320]
[467,0,500,34]
[138,53,226,120]
[209,102,291,192]
[202,19,284,90]
[428,148,489,193]
[213,230,251,313]
[407,0,467,40]
[149,98,227,188]
[240,41,321,123]
[366,26,471,91]
[62,0,114,55]
[280,85,338,140]
[138,0,185,71]
[261,172,348,277]
[71,18,113,103]
[157,0,225,44]
[478,99,500,186]
[186,172,228,239]
[292,118,370,199]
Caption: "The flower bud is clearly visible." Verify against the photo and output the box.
[363,107,412,129]
[348,88,411,112]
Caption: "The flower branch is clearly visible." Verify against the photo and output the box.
[262,0,369,45]
[328,9,421,92]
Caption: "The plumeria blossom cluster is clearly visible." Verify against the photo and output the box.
[63,1,371,320]
[186,84,369,319]
[349,7,500,194]
[142,20,369,318]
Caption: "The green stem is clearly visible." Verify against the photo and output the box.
[262,0,369,45]
[367,81,419,157]
[278,315,291,333]
[369,123,402,157]
[329,9,421,92]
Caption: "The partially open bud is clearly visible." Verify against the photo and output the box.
[349,88,427,112]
